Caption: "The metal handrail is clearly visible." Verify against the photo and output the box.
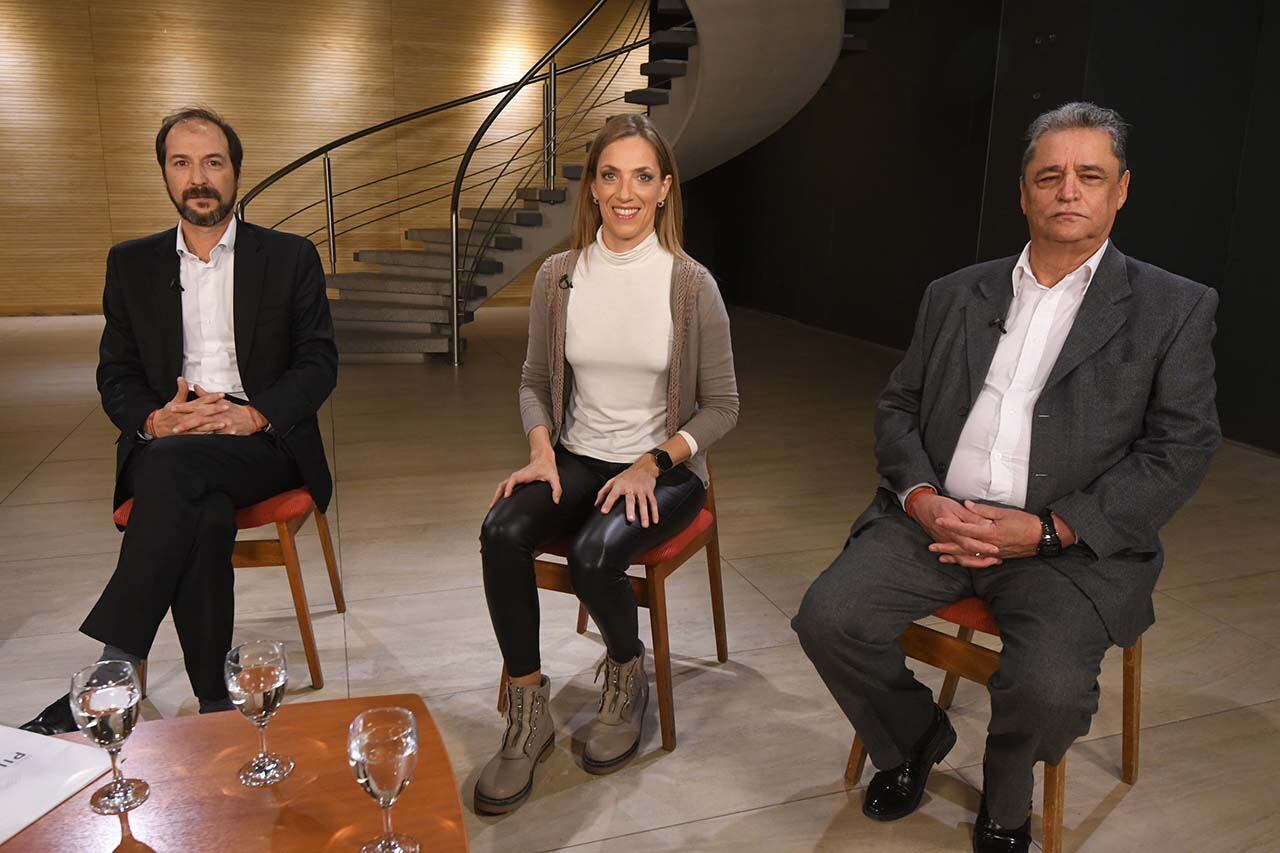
[233,0,656,366]
[239,36,653,219]
[456,0,650,305]
[449,0,621,366]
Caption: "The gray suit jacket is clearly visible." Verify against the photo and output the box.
[855,243,1221,646]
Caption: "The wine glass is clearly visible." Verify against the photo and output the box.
[224,639,293,787]
[69,660,150,815]
[348,707,420,853]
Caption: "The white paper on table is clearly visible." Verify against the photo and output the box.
[0,724,112,844]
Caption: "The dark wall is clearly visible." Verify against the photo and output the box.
[689,0,1279,451]
[682,0,1002,349]
[1216,4,1280,450]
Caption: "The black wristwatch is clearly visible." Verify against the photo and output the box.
[1037,509,1063,558]
[647,448,675,473]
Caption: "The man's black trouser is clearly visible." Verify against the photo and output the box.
[480,445,706,677]
[81,433,302,701]
[792,510,1112,829]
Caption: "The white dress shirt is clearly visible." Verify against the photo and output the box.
[560,228,698,463]
[932,240,1110,508]
[176,217,246,398]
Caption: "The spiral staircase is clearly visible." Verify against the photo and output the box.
[237,0,889,363]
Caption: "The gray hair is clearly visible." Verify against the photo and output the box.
[1021,101,1128,177]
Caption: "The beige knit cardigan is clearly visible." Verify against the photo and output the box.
[518,248,739,485]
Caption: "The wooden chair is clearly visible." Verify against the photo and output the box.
[497,465,727,751]
[112,487,345,692]
[843,597,1142,853]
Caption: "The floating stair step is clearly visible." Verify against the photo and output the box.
[656,0,689,12]
[404,227,521,249]
[368,264,499,288]
[516,187,567,204]
[461,207,543,226]
[329,300,451,325]
[326,272,487,300]
[841,34,870,54]
[652,26,697,47]
[563,163,584,181]
[640,59,688,80]
[335,319,454,336]
[353,249,503,275]
[625,88,671,106]
[336,329,451,355]
[396,240,518,259]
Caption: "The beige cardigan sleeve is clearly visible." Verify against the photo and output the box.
[518,258,555,436]
[680,272,739,450]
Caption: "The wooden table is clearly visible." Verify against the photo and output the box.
[4,694,467,852]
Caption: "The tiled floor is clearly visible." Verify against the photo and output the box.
[2,309,1278,852]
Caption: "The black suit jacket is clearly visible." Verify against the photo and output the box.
[96,221,338,512]
[857,243,1221,646]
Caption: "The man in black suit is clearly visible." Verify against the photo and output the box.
[793,103,1220,852]
[22,107,337,732]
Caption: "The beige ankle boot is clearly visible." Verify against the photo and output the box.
[474,675,554,815]
[582,645,648,774]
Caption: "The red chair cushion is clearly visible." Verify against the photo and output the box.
[933,597,1000,636]
[113,488,315,530]
[537,508,716,566]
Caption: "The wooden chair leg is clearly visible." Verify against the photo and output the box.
[647,573,677,751]
[705,526,729,664]
[278,522,324,690]
[137,659,148,700]
[1122,635,1142,785]
[845,734,868,787]
[937,626,975,710]
[497,665,510,714]
[1042,757,1065,853]
[314,511,345,614]
[576,602,589,634]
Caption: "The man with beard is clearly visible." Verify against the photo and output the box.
[21,107,337,733]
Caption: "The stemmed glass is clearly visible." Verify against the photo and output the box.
[348,707,420,853]
[69,660,150,815]
[224,640,293,787]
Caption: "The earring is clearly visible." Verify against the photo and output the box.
[657,200,665,208]
[592,196,599,204]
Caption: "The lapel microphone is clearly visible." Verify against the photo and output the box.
[557,274,573,290]
[989,316,1007,334]
[170,276,184,293]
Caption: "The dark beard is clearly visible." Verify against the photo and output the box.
[172,185,237,227]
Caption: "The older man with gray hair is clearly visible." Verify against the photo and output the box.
[793,102,1220,852]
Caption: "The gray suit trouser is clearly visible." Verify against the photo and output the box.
[792,510,1111,827]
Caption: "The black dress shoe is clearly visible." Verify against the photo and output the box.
[973,793,1031,853]
[19,693,78,736]
[863,704,957,821]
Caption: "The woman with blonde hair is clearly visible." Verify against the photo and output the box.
[474,112,739,814]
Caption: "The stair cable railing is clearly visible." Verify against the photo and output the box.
[235,0,657,365]
[449,0,654,364]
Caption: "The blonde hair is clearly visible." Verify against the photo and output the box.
[570,113,692,262]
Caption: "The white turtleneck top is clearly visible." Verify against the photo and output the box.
[560,228,697,463]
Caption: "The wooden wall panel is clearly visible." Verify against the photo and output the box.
[0,0,648,314]
[85,0,402,276]
[0,1,115,314]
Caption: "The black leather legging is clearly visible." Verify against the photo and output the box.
[480,445,706,677]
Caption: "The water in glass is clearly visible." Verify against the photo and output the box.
[224,640,294,787]
[69,661,150,815]
[348,707,420,853]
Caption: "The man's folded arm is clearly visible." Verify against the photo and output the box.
[1051,287,1222,558]
[247,239,338,435]
[874,280,943,500]
[96,246,163,437]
